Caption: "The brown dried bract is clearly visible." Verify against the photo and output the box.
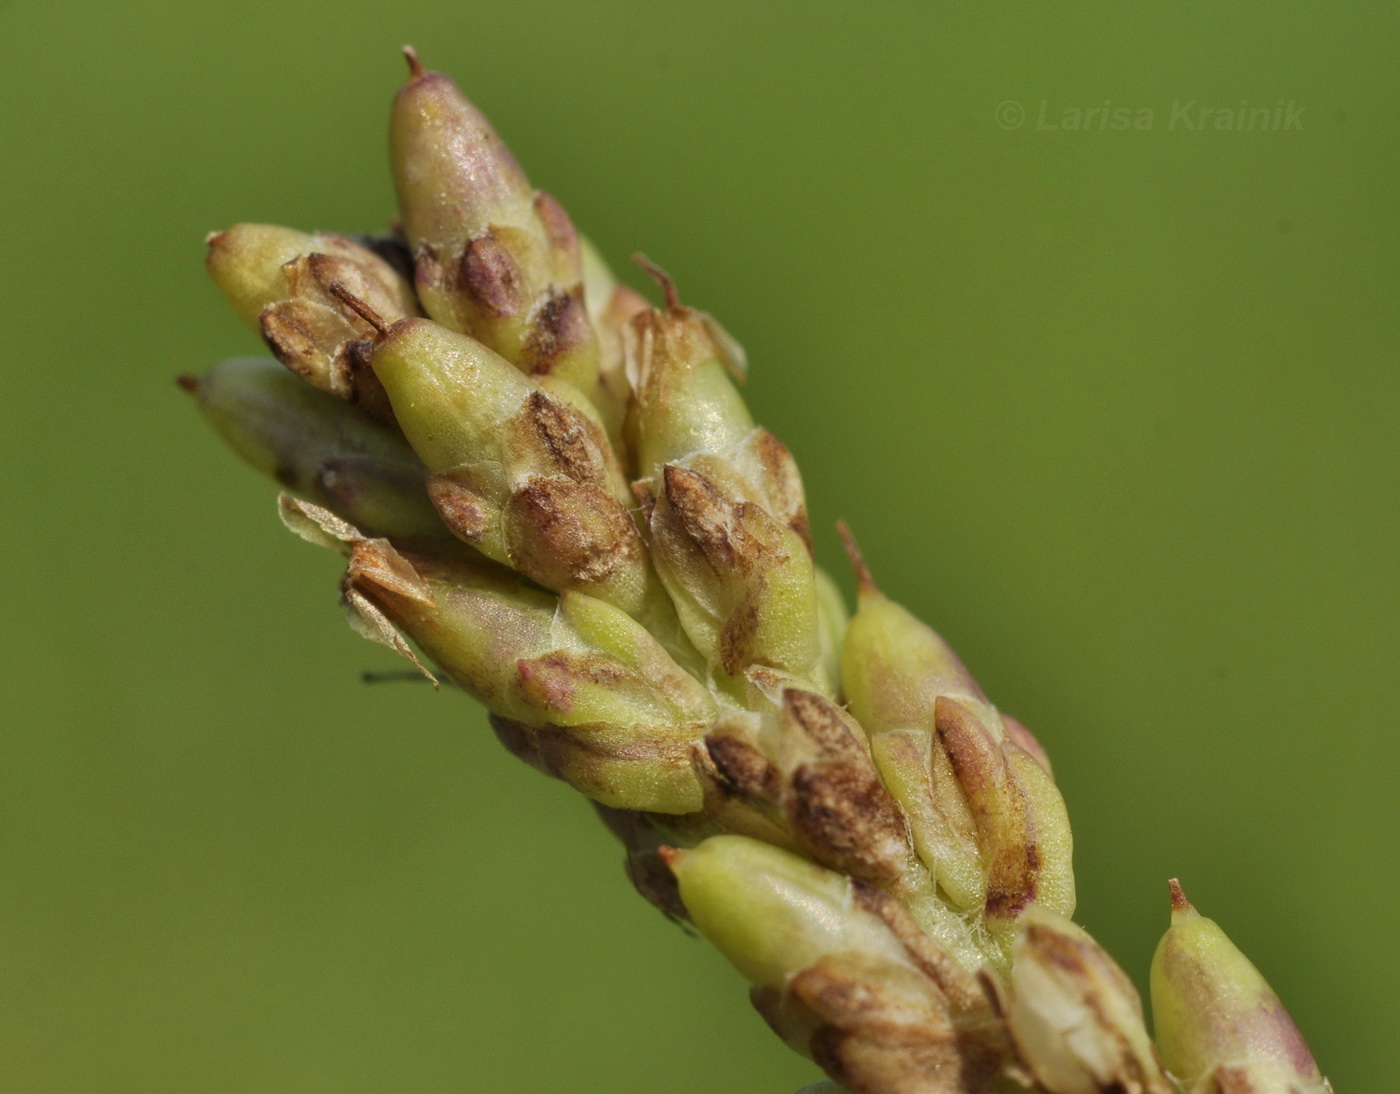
[742,427,811,550]
[503,476,643,593]
[935,697,1039,923]
[460,231,526,318]
[522,287,595,379]
[513,391,609,484]
[426,470,493,544]
[790,952,994,1094]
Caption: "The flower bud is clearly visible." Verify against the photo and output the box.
[667,836,1007,1094]
[1004,907,1171,1094]
[703,689,917,891]
[279,497,708,813]
[187,357,442,538]
[1150,881,1330,1094]
[838,525,982,738]
[665,835,916,990]
[369,317,673,625]
[629,294,754,482]
[205,223,418,414]
[649,461,821,682]
[390,50,599,394]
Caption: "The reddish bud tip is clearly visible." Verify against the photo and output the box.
[402,45,425,79]
[656,845,682,871]
[1169,878,1198,923]
[633,253,682,312]
[836,520,878,597]
[175,374,200,395]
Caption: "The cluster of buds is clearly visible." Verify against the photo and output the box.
[186,49,1334,1094]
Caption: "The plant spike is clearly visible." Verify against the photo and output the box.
[185,48,1334,1094]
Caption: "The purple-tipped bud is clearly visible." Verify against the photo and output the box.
[1150,882,1330,1094]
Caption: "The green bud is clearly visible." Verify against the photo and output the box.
[187,357,442,538]
[1005,907,1171,1094]
[649,460,821,681]
[630,293,754,482]
[205,223,418,412]
[669,836,1009,1093]
[369,318,671,624]
[838,524,982,738]
[868,729,985,913]
[390,50,599,393]
[555,591,712,718]
[1150,881,1330,1094]
[278,497,706,813]
[665,835,913,989]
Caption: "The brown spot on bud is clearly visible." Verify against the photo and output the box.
[705,735,781,802]
[260,301,337,388]
[516,650,633,715]
[788,953,981,1094]
[341,338,397,424]
[936,697,1038,922]
[461,232,526,318]
[503,476,641,591]
[689,742,800,850]
[782,688,865,763]
[515,391,606,484]
[426,471,493,544]
[747,428,810,549]
[523,287,593,378]
[788,764,910,887]
[625,850,688,922]
[661,464,741,568]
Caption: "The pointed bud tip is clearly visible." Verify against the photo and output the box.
[1169,878,1199,923]
[657,845,682,871]
[633,252,682,312]
[402,45,425,79]
[175,373,200,396]
[835,520,880,600]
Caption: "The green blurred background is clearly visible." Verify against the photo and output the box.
[2,0,1395,1090]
